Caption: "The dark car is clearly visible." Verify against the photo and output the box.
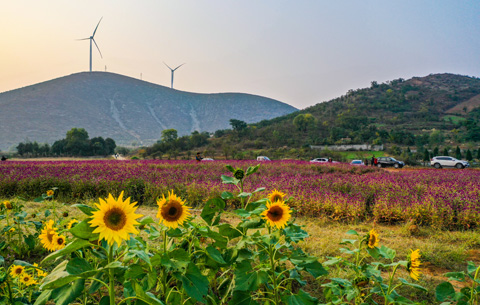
[376,157,404,168]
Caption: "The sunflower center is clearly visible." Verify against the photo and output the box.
[369,235,377,246]
[104,208,127,231]
[267,206,284,221]
[57,237,65,245]
[14,268,22,275]
[161,200,183,222]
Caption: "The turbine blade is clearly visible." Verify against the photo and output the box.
[92,17,103,37]
[77,37,90,41]
[163,62,173,71]
[93,39,103,58]
[173,63,185,71]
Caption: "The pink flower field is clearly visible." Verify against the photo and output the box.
[1,160,479,229]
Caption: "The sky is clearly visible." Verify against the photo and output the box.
[1,1,480,110]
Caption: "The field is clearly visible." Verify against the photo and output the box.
[1,160,480,304]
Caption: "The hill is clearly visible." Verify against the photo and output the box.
[0,72,296,150]
[213,73,480,151]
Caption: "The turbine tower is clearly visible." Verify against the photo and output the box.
[78,18,103,72]
[164,62,185,89]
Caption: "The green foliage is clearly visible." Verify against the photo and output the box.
[435,261,480,304]
[161,128,178,143]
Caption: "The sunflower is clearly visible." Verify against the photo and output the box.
[367,229,379,248]
[10,265,25,278]
[156,191,191,229]
[53,234,66,250]
[89,191,143,246]
[3,201,12,209]
[261,200,291,229]
[19,273,36,286]
[67,219,79,230]
[46,190,54,196]
[39,220,59,252]
[407,249,422,281]
[268,189,287,203]
[33,263,47,278]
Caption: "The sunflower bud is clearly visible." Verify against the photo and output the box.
[139,224,145,230]
[31,214,36,218]
[62,212,69,217]
[3,201,12,209]
[234,169,245,180]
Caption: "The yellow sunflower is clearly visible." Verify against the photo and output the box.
[46,190,54,196]
[367,229,379,248]
[261,200,291,229]
[33,263,48,278]
[89,191,143,246]
[19,273,36,286]
[156,191,191,229]
[39,220,59,252]
[407,249,422,281]
[67,219,79,230]
[53,234,66,250]
[10,265,25,278]
[268,189,287,203]
[3,201,12,210]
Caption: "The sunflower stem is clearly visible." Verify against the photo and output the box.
[163,229,168,298]
[385,264,399,304]
[108,245,115,305]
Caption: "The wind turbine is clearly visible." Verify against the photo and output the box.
[78,18,103,72]
[164,62,185,89]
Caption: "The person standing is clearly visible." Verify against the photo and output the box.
[195,152,203,162]
[371,156,375,167]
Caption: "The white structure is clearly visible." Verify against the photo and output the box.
[164,62,185,89]
[78,18,103,72]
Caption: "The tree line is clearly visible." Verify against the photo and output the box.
[16,128,116,157]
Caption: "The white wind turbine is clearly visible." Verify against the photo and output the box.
[164,62,185,89]
[78,18,103,72]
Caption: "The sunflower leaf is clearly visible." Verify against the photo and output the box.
[246,165,260,176]
[71,204,94,216]
[42,239,92,264]
[201,198,225,226]
[69,220,98,241]
[174,263,208,303]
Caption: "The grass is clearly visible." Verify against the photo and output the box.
[443,115,467,124]
[340,150,386,160]
[7,198,480,303]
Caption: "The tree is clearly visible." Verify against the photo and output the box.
[229,119,247,132]
[161,129,178,143]
[65,128,90,156]
[293,114,315,132]
[433,147,439,157]
[455,146,462,160]
[443,148,449,156]
[90,137,106,155]
[477,148,480,160]
[466,149,473,161]
[104,138,116,155]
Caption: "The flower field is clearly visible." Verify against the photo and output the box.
[1,160,480,229]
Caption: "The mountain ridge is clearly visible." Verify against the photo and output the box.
[0,72,297,150]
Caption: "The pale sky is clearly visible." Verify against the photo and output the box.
[1,1,479,109]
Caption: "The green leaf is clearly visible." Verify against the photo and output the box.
[139,216,155,225]
[284,224,309,243]
[125,264,145,279]
[252,187,265,194]
[467,261,478,275]
[34,196,44,202]
[66,258,93,275]
[132,281,165,305]
[436,282,456,301]
[71,204,94,216]
[246,165,260,176]
[42,239,92,263]
[221,175,239,185]
[237,192,252,198]
[346,230,358,235]
[444,272,466,282]
[225,165,236,173]
[231,291,260,305]
[12,260,33,267]
[300,261,328,278]
[218,223,242,239]
[234,260,269,291]
[283,289,319,305]
[367,246,380,259]
[201,198,225,226]
[221,191,234,200]
[340,239,357,245]
[206,246,227,265]
[161,249,190,272]
[69,220,98,240]
[378,245,396,260]
[40,260,80,290]
[33,290,53,305]
[130,250,151,267]
[399,278,427,292]
[175,263,209,303]
[51,279,85,305]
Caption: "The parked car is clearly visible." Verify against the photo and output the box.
[350,160,365,166]
[257,156,271,161]
[310,158,328,163]
[376,157,404,168]
[430,156,469,169]
[202,158,214,161]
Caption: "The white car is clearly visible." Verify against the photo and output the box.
[257,156,271,161]
[350,160,365,166]
[202,158,214,161]
[431,156,469,169]
[310,158,329,163]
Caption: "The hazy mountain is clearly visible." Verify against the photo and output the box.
[0,72,296,149]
